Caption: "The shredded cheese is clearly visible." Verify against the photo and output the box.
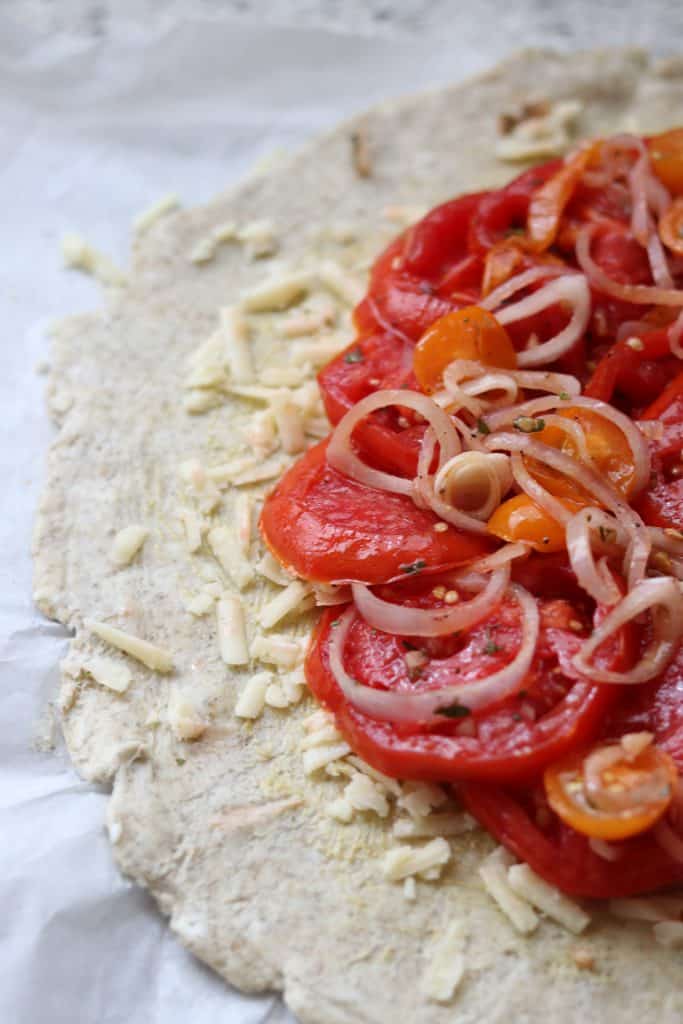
[270,391,307,454]
[302,741,352,775]
[236,218,278,259]
[299,723,346,749]
[216,596,249,666]
[403,877,417,901]
[208,525,254,590]
[85,619,173,673]
[326,797,354,824]
[179,508,204,553]
[381,838,451,883]
[318,259,365,306]
[240,270,312,312]
[393,812,476,839]
[495,99,582,162]
[251,634,303,669]
[61,232,127,286]
[398,781,448,819]
[507,863,590,934]
[235,494,252,556]
[419,921,466,1004]
[184,389,224,414]
[255,551,295,586]
[479,847,539,935]
[259,580,313,629]
[220,306,254,384]
[110,525,148,567]
[167,690,207,741]
[181,592,214,617]
[290,335,347,367]
[133,192,180,233]
[82,654,132,694]
[234,671,271,719]
[344,773,390,817]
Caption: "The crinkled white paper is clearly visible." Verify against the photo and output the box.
[0,10,673,1024]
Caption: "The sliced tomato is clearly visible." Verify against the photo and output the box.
[527,142,599,251]
[259,440,492,585]
[544,743,678,841]
[585,325,679,410]
[305,583,632,783]
[413,306,516,393]
[634,370,683,529]
[468,159,562,253]
[649,128,683,196]
[459,781,683,898]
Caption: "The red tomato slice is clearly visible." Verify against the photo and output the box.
[458,781,683,898]
[634,370,683,529]
[585,326,679,410]
[259,440,492,585]
[468,159,562,253]
[305,583,632,783]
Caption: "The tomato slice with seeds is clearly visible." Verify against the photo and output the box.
[413,307,516,393]
[259,440,492,585]
[305,581,633,783]
[544,743,678,841]
[459,781,683,899]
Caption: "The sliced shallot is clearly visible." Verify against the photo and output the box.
[576,223,683,307]
[488,274,591,367]
[565,507,624,606]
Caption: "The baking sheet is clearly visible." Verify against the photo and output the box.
[0,11,675,1024]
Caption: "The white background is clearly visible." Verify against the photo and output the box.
[1,8,680,1023]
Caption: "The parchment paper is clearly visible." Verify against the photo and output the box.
[0,13,673,1024]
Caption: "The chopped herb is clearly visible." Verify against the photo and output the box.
[599,525,617,544]
[477,417,491,435]
[344,347,364,364]
[483,639,503,656]
[512,713,522,722]
[402,640,418,650]
[400,559,427,575]
[559,391,570,401]
[175,757,186,766]
[513,416,546,433]
[436,703,471,719]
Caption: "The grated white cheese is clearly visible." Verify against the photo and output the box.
[236,218,278,259]
[231,459,289,488]
[185,360,228,390]
[403,877,417,901]
[216,596,249,666]
[234,494,252,557]
[261,366,312,387]
[302,742,352,775]
[344,773,390,818]
[240,270,312,313]
[382,838,451,883]
[179,458,221,514]
[299,723,346,750]
[653,921,683,948]
[184,389,224,415]
[496,99,583,162]
[290,335,347,367]
[251,634,303,669]
[326,797,354,824]
[110,525,148,567]
[318,259,365,306]
[382,204,428,225]
[234,671,272,719]
[255,551,296,586]
[243,408,278,457]
[85,619,173,673]
[345,756,401,797]
[393,812,477,839]
[208,525,254,590]
[259,580,313,629]
[179,507,204,553]
[221,306,254,384]
[303,708,336,733]
[276,299,337,338]
[213,220,238,243]
[270,391,307,454]
[181,592,215,617]
[507,863,590,934]
[82,654,132,694]
[398,781,448,819]
[167,690,207,741]
[61,232,127,286]
[479,847,539,935]
[304,416,331,440]
[133,192,180,233]
[419,921,466,1004]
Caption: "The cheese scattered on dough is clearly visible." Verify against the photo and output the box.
[382,204,428,225]
[507,863,590,934]
[208,526,254,590]
[403,877,417,901]
[300,723,345,750]
[181,592,214,617]
[302,742,352,775]
[318,259,365,306]
[305,416,331,440]
[236,218,278,259]
[276,299,337,338]
[393,812,476,839]
[345,756,402,797]
[259,580,313,629]
[133,192,180,233]
[251,634,303,669]
[230,459,290,488]
[398,781,448,819]
[61,232,127,286]
[110,525,148,567]
[167,690,207,741]
[216,596,249,666]
[240,270,312,313]
[495,99,582,162]
[188,220,238,264]
[235,671,272,719]
[653,921,683,948]
[243,408,278,457]
[270,391,307,454]
[291,335,348,367]
[108,820,123,844]
[261,366,312,387]
[303,707,336,732]
[326,797,354,823]
[419,921,466,1004]
[255,551,295,586]
[179,459,221,514]
[82,654,132,694]
[221,306,254,384]
[344,772,390,818]
[184,389,224,415]
[179,508,204,553]
[479,847,539,935]
[381,838,451,883]
[235,494,252,556]
[85,619,173,673]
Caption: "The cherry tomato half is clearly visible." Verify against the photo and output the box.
[649,128,683,196]
[659,197,683,256]
[413,307,516,393]
[487,494,584,553]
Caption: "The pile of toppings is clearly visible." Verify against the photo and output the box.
[259,129,683,904]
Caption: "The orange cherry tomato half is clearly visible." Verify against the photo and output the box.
[487,493,583,552]
[529,407,637,503]
[481,240,526,297]
[544,743,678,841]
[649,128,683,196]
[527,141,600,252]
[659,197,683,256]
[413,306,517,393]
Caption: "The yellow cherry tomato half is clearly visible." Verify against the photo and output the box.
[649,128,683,196]
[659,197,683,256]
[487,493,583,552]
[529,407,637,503]
[544,743,678,841]
[413,306,517,393]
